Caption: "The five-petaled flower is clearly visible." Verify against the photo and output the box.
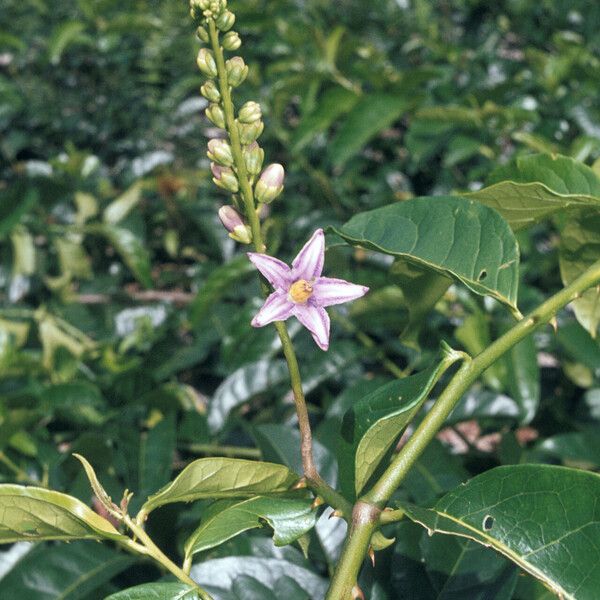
[248,229,369,351]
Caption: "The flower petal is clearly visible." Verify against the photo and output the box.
[247,253,291,290]
[292,229,325,280]
[251,292,294,327]
[312,277,369,307]
[293,304,330,351]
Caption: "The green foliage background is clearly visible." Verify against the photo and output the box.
[1,0,600,597]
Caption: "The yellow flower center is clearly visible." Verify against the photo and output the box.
[289,279,313,304]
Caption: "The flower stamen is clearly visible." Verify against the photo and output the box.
[289,279,313,304]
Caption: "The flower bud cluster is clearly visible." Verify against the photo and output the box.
[191,0,285,245]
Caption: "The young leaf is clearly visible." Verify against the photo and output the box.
[0,485,127,543]
[341,349,461,495]
[0,541,136,599]
[559,209,600,338]
[103,182,143,225]
[468,153,600,230]
[139,458,299,518]
[328,93,411,168]
[183,495,316,559]
[403,465,600,600]
[332,196,520,315]
[105,583,200,600]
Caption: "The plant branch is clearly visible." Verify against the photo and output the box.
[325,258,600,599]
[123,514,213,599]
[207,21,346,512]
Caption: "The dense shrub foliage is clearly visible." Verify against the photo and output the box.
[1,1,600,598]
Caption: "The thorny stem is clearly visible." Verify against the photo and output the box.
[207,21,350,515]
[123,515,213,599]
[325,259,600,599]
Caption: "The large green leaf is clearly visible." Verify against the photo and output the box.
[0,541,135,599]
[0,485,127,543]
[139,458,299,518]
[332,196,520,314]
[559,209,600,338]
[341,350,461,494]
[184,495,316,559]
[468,153,600,230]
[190,557,327,599]
[328,93,410,168]
[403,465,600,600]
[106,583,200,600]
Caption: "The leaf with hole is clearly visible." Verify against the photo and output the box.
[331,196,520,314]
[403,465,600,600]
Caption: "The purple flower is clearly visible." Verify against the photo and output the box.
[248,229,369,351]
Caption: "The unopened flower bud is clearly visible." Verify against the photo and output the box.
[218,206,252,244]
[216,10,235,31]
[238,119,264,144]
[222,31,241,51]
[200,80,221,103]
[243,142,264,175]
[254,163,284,203]
[225,57,248,87]
[196,26,210,43]
[207,139,234,166]
[197,48,218,78]
[238,101,262,124]
[206,103,226,128]
[211,163,239,192]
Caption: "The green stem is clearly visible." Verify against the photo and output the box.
[325,258,600,599]
[124,515,213,599]
[0,452,42,486]
[207,21,348,515]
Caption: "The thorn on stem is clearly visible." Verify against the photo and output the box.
[311,496,325,510]
[291,477,308,490]
[549,316,558,333]
[368,546,375,566]
[329,508,344,519]
[352,584,365,600]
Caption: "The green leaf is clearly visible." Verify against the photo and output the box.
[291,86,359,152]
[184,495,316,559]
[103,182,143,225]
[468,153,600,230]
[41,381,106,426]
[92,224,152,287]
[403,465,600,600]
[106,583,200,600]
[139,458,299,518]
[232,575,277,600]
[207,359,289,433]
[328,93,410,168]
[0,485,127,543]
[536,427,600,469]
[190,557,327,599]
[191,255,255,326]
[341,350,461,495]
[332,196,520,314]
[0,541,135,599]
[0,186,38,239]
[48,21,88,64]
[559,209,600,338]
